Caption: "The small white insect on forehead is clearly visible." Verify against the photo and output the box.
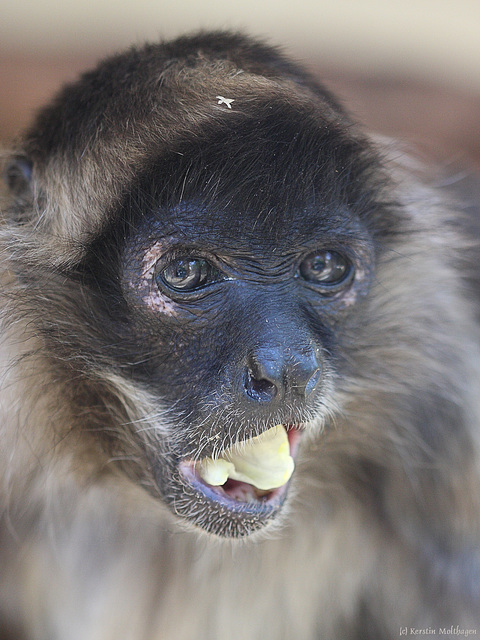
[216,96,235,109]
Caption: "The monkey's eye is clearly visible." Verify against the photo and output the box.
[156,257,220,293]
[299,250,353,289]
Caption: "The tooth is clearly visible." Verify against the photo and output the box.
[198,425,294,491]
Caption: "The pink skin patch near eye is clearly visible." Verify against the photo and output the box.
[134,241,178,316]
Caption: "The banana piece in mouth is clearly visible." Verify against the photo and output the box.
[197,425,295,491]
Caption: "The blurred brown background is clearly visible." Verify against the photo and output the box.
[1,0,479,170]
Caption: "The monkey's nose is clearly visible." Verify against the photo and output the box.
[244,347,321,403]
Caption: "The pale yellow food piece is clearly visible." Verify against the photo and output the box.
[197,458,235,486]
[198,425,294,491]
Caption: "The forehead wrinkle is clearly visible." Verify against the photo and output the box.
[139,201,368,265]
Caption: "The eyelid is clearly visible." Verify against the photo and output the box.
[154,246,226,272]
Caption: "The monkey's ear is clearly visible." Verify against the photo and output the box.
[3,155,35,225]
[4,155,33,199]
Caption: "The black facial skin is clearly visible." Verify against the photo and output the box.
[116,202,374,534]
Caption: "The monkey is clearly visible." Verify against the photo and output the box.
[0,30,479,640]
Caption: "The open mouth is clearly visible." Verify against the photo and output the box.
[178,424,303,525]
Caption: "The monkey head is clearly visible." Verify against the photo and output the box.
[5,33,387,538]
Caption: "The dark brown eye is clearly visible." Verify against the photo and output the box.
[299,250,353,289]
[157,258,218,292]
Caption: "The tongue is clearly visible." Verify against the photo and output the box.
[197,425,295,491]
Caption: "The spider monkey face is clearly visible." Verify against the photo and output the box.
[112,118,377,537]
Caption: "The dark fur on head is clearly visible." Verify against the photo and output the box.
[1,31,479,639]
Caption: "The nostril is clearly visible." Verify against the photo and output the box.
[244,350,282,403]
[244,369,278,403]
